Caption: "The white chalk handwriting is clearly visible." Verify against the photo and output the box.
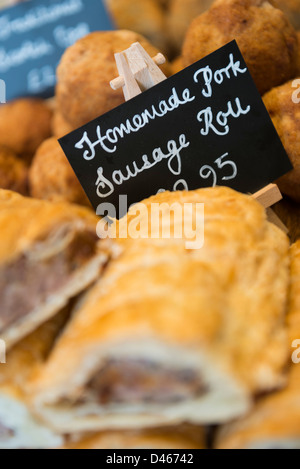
[197,97,251,136]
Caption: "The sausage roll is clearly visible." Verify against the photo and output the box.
[0,190,106,348]
[216,241,300,449]
[263,80,300,203]
[63,425,206,449]
[51,111,74,139]
[32,187,290,433]
[0,310,70,449]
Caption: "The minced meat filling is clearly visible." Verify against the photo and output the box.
[86,359,208,405]
[0,231,98,332]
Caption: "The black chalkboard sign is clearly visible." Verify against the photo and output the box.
[0,0,114,101]
[60,41,293,218]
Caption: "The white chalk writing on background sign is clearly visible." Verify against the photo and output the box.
[0,0,83,40]
[59,42,292,218]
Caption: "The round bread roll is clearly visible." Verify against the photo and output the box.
[182,0,298,95]
[263,79,300,202]
[168,0,214,52]
[0,99,52,163]
[56,30,171,129]
[29,137,90,206]
[105,0,169,54]
[0,146,27,194]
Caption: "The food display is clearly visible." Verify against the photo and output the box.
[51,111,74,139]
[0,146,27,195]
[56,30,171,129]
[31,188,289,433]
[182,0,299,95]
[263,80,300,202]
[168,0,214,52]
[64,426,206,450]
[0,190,106,348]
[272,0,300,29]
[216,241,300,449]
[0,0,300,451]
[29,138,90,206]
[104,0,169,54]
[0,311,68,449]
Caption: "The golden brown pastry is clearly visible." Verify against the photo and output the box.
[271,0,300,29]
[32,187,289,433]
[0,190,107,349]
[51,111,74,139]
[105,0,169,54]
[182,0,298,95]
[0,146,27,195]
[168,0,214,53]
[29,138,89,207]
[56,31,171,129]
[0,0,22,8]
[64,425,206,449]
[216,241,300,449]
[288,242,300,343]
[273,198,300,244]
[0,99,52,163]
[0,311,69,449]
[263,80,300,203]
